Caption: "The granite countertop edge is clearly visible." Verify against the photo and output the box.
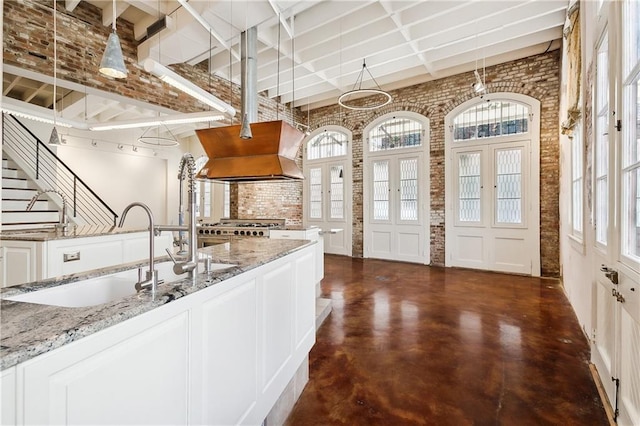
[0,238,315,370]
[0,225,148,242]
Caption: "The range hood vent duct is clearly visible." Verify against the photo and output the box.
[195,120,304,182]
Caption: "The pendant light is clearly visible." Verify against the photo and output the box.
[49,0,61,145]
[99,0,127,78]
[338,59,391,110]
[472,28,486,94]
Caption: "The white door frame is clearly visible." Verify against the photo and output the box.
[362,111,430,264]
[444,93,541,276]
[302,125,353,256]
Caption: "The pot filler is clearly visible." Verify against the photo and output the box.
[195,120,304,182]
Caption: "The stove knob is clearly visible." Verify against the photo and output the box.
[198,229,203,234]
[241,230,246,235]
[259,231,264,236]
[216,230,221,235]
[253,231,258,236]
[234,230,239,235]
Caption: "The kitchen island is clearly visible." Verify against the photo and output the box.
[1,238,319,425]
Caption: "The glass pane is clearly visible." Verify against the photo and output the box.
[595,33,609,245]
[458,152,481,222]
[572,129,584,235]
[309,167,322,219]
[373,161,390,220]
[307,130,348,160]
[622,167,640,259]
[596,177,608,244]
[453,101,529,142]
[203,183,211,217]
[623,0,640,77]
[330,165,344,219]
[223,182,230,218]
[400,158,418,221]
[495,149,522,224]
[369,117,423,152]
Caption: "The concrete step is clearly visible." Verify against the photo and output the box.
[315,297,332,331]
[2,188,38,200]
[2,168,27,179]
[2,199,49,211]
[2,210,60,224]
[2,177,36,190]
[2,159,16,169]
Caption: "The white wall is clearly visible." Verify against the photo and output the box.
[559,1,599,337]
[15,119,187,229]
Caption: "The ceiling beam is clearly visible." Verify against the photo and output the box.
[22,82,48,103]
[3,75,22,96]
[64,0,81,12]
[102,0,130,27]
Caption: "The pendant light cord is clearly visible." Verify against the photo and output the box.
[276,14,281,120]
[53,0,57,128]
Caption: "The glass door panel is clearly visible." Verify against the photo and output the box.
[494,147,523,225]
[373,161,390,221]
[309,167,323,220]
[399,158,418,221]
[457,151,482,224]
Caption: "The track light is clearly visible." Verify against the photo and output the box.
[473,70,485,93]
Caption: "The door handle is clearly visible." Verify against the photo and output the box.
[600,265,619,284]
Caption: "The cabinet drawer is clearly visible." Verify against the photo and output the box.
[47,241,123,277]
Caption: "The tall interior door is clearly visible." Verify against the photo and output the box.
[592,4,640,424]
[303,128,352,256]
[445,97,540,276]
[363,114,429,264]
[365,153,426,263]
[305,161,351,255]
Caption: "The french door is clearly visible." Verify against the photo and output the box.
[305,160,352,256]
[447,140,539,275]
[364,152,428,263]
[591,4,640,424]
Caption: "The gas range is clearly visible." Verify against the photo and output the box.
[198,218,286,237]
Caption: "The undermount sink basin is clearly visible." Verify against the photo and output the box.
[3,261,237,308]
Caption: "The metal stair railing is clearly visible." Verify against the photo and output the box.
[2,113,118,227]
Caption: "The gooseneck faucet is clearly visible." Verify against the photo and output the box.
[26,189,69,229]
[118,202,157,294]
[168,153,198,277]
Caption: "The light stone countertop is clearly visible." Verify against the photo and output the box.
[0,225,148,242]
[0,238,315,370]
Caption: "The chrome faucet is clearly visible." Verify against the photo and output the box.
[26,189,69,229]
[118,202,158,295]
[166,153,198,277]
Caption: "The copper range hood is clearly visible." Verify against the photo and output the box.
[195,120,304,182]
[195,27,304,182]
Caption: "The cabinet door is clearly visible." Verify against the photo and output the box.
[295,251,316,352]
[0,241,43,287]
[20,312,190,425]
[260,262,294,397]
[1,367,16,426]
[200,280,258,425]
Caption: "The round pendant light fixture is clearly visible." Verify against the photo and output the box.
[338,59,391,110]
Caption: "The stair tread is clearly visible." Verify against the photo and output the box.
[3,210,58,213]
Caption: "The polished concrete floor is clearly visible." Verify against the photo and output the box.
[286,256,608,426]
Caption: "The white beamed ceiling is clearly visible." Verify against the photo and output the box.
[7,0,568,133]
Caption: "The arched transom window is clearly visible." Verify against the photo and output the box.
[453,100,530,142]
[306,130,348,160]
[368,116,423,152]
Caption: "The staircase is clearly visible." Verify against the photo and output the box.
[2,113,118,231]
[2,157,61,230]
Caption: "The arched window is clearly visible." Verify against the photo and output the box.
[306,130,348,160]
[368,116,423,152]
[453,100,530,142]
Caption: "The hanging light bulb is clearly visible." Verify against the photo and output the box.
[99,0,127,78]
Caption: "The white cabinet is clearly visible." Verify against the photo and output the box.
[270,228,324,290]
[199,279,258,425]
[0,232,172,287]
[1,367,16,426]
[0,241,43,288]
[6,243,317,426]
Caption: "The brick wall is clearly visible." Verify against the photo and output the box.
[307,51,561,276]
[4,1,560,275]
